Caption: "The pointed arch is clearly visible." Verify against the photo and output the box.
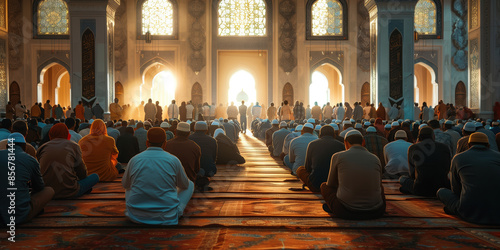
[361,82,370,106]
[191,82,203,105]
[455,81,466,107]
[115,81,124,105]
[9,81,20,105]
[282,82,293,104]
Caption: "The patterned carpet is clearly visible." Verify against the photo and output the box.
[1,134,499,249]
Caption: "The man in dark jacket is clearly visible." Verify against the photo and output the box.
[437,132,500,225]
[297,125,345,192]
[399,126,451,196]
[189,121,218,177]
[116,127,140,163]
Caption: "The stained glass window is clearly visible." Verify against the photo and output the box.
[414,0,437,35]
[312,0,343,36]
[142,0,174,36]
[218,0,266,36]
[37,0,69,35]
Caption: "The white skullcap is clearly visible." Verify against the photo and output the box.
[315,125,322,130]
[272,119,279,125]
[391,121,400,127]
[279,121,287,127]
[295,125,303,131]
[160,122,171,128]
[355,123,362,129]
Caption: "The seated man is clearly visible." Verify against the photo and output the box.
[116,127,140,163]
[297,125,345,192]
[400,126,451,196]
[383,130,412,178]
[0,133,55,225]
[163,122,201,184]
[189,121,217,191]
[282,125,303,159]
[437,132,500,225]
[122,127,194,225]
[0,120,37,158]
[284,123,318,175]
[265,120,280,152]
[214,128,245,165]
[65,118,82,143]
[37,123,99,199]
[271,121,290,157]
[364,126,388,168]
[456,122,476,154]
[321,130,385,219]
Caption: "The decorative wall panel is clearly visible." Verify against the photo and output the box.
[469,38,479,109]
[389,29,403,100]
[357,0,370,72]
[451,0,468,71]
[188,0,206,73]
[82,29,95,100]
[8,0,23,70]
[0,39,6,109]
[279,0,296,73]
[115,2,127,71]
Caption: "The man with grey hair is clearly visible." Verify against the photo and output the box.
[321,130,385,219]
[271,121,290,157]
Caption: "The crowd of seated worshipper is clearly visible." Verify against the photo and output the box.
[250,100,500,224]
[2,98,500,226]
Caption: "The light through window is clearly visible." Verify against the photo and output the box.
[309,71,330,107]
[218,0,266,36]
[414,0,437,35]
[37,0,69,35]
[312,0,343,36]
[152,71,176,107]
[228,70,257,104]
[142,0,174,36]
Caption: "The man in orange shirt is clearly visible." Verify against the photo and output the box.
[75,101,85,121]
[437,100,447,120]
[44,100,52,119]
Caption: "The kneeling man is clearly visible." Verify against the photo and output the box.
[321,130,385,219]
[122,127,194,225]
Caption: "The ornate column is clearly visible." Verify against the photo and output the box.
[67,0,119,114]
[365,0,418,120]
[468,0,499,117]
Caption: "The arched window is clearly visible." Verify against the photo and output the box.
[414,0,442,39]
[34,0,69,38]
[306,0,348,40]
[218,0,267,36]
[137,0,178,39]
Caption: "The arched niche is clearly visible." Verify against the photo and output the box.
[191,82,202,105]
[455,81,466,107]
[115,81,124,105]
[361,82,370,106]
[282,82,293,104]
[9,81,20,105]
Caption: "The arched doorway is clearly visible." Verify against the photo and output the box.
[38,63,71,108]
[282,82,293,104]
[151,71,176,108]
[361,82,370,106]
[228,70,256,105]
[9,81,20,105]
[455,81,466,107]
[115,82,124,105]
[414,62,438,106]
[310,63,344,107]
[191,82,202,105]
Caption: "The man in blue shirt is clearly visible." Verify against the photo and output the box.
[271,121,290,158]
[0,133,54,226]
[284,123,318,175]
[122,127,194,225]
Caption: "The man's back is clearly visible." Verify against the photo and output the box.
[364,134,388,167]
[189,131,218,176]
[289,133,318,173]
[272,128,290,157]
[384,139,412,175]
[305,136,345,189]
[328,146,383,210]
[163,137,201,182]
[122,147,190,225]
[451,145,500,224]
[408,139,451,196]
[238,105,247,117]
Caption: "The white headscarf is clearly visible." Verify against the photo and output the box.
[213,128,226,138]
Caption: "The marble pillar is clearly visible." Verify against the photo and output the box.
[67,0,119,114]
[468,0,499,118]
[365,0,418,120]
